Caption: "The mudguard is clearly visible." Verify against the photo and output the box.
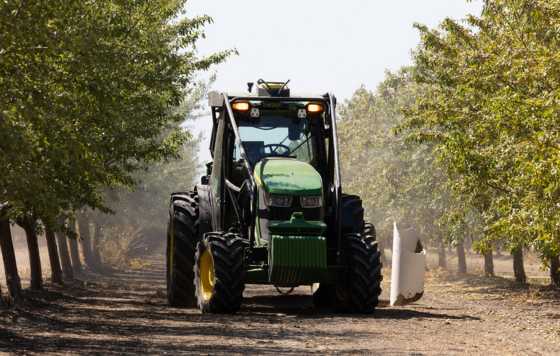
[390,222,426,306]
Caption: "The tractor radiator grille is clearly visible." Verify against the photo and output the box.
[269,235,327,285]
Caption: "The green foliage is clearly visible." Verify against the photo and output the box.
[99,80,211,245]
[402,0,560,260]
[0,1,230,224]
[338,68,455,242]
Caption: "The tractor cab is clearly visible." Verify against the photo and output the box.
[206,81,335,250]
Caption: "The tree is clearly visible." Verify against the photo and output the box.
[56,229,74,280]
[77,212,97,272]
[402,0,560,282]
[550,254,560,288]
[95,80,208,266]
[0,1,231,289]
[44,226,64,285]
[67,218,82,274]
[0,205,22,302]
[512,247,527,284]
[18,216,42,290]
[338,68,476,270]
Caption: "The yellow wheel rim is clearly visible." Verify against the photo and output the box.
[199,249,215,301]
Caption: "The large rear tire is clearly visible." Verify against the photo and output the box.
[195,232,246,313]
[338,232,383,313]
[313,224,382,313]
[167,192,199,307]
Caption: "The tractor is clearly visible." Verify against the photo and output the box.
[166,80,383,313]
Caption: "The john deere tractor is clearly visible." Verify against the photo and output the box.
[167,80,382,313]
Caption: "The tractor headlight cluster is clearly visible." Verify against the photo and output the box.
[266,194,293,208]
[300,196,322,208]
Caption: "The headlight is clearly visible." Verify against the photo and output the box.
[300,196,322,208]
[267,194,293,208]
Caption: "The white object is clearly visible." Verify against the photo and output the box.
[390,222,426,306]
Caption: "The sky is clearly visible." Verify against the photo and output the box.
[185,0,483,162]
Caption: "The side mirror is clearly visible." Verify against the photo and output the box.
[206,161,213,175]
[201,176,209,185]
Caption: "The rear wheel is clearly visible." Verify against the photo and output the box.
[337,232,382,313]
[313,223,382,313]
[195,232,246,313]
[363,223,376,242]
[167,192,199,307]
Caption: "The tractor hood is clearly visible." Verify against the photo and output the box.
[254,158,322,196]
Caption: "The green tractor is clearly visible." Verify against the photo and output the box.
[167,80,382,313]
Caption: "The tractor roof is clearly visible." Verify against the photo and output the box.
[225,91,327,100]
[208,80,330,108]
[208,91,328,108]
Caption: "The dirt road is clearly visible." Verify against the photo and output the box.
[1,257,559,355]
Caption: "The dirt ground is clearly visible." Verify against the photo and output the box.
[1,248,559,355]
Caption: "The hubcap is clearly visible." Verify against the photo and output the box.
[199,248,215,301]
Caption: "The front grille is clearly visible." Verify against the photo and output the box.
[268,199,322,221]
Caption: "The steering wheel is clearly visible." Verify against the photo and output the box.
[263,143,291,156]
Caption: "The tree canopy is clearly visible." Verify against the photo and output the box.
[0,0,230,224]
[401,0,560,262]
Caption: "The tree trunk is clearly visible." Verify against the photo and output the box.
[0,218,22,301]
[21,218,43,290]
[77,214,97,271]
[44,227,63,285]
[550,254,560,288]
[68,237,82,273]
[92,223,103,267]
[56,232,73,280]
[67,218,82,273]
[438,238,447,269]
[456,241,467,274]
[512,246,527,284]
[483,249,495,276]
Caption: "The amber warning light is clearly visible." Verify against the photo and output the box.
[232,101,250,111]
[306,103,324,114]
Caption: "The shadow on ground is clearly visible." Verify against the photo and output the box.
[436,270,560,304]
[0,259,485,355]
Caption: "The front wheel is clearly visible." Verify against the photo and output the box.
[194,232,246,313]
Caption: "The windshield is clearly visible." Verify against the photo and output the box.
[236,115,315,165]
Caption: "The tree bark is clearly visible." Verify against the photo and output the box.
[67,218,82,273]
[483,249,495,276]
[56,232,74,280]
[438,238,447,269]
[0,218,22,301]
[92,222,103,267]
[77,213,97,271]
[21,218,43,290]
[456,241,467,274]
[550,254,560,288]
[44,227,64,285]
[68,237,82,273]
[512,246,527,284]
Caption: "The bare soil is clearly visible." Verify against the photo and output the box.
[1,253,559,355]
